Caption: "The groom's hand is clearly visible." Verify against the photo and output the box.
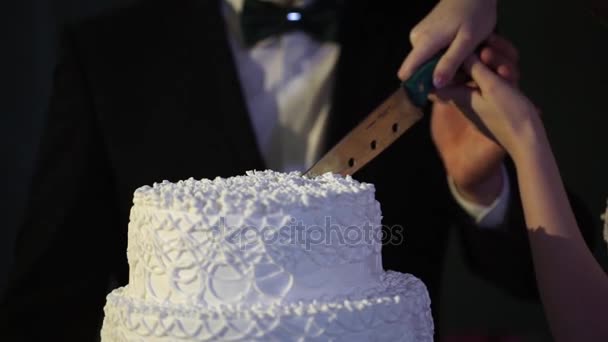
[398,0,497,88]
[429,34,520,205]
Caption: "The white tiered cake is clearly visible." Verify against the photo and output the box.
[100,170,434,341]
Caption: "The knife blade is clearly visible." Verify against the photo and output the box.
[303,55,441,178]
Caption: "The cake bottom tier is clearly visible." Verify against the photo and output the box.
[100,271,433,342]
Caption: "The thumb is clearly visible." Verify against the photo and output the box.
[430,85,499,145]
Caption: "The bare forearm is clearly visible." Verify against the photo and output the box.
[513,118,608,341]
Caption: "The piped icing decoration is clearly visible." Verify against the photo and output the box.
[132,170,376,213]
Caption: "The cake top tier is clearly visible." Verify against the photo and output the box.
[132,170,376,213]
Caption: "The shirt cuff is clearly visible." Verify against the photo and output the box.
[448,163,510,228]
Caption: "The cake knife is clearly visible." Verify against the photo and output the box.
[304,55,443,178]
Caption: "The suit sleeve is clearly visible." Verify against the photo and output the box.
[452,157,598,299]
[0,29,120,341]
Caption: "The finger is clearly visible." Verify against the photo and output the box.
[479,47,520,83]
[462,55,506,94]
[486,33,519,62]
[433,27,479,88]
[497,64,520,83]
[398,29,450,81]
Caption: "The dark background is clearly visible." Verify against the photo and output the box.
[1,0,607,340]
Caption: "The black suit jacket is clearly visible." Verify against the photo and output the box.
[0,0,597,341]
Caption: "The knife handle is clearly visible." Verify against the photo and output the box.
[402,51,472,108]
[402,54,441,108]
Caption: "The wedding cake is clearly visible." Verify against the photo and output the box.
[100,170,434,341]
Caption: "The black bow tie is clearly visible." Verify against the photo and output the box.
[240,0,343,47]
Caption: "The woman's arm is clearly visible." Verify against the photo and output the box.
[513,118,608,341]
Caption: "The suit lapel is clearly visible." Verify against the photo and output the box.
[186,0,266,173]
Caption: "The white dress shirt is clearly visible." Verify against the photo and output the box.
[222,0,510,227]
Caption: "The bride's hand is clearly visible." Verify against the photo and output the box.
[430,47,543,162]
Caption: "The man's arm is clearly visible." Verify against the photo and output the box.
[449,162,510,228]
[0,29,119,341]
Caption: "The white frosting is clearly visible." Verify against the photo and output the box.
[125,170,384,306]
[101,271,433,342]
[132,170,377,213]
[101,170,434,341]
